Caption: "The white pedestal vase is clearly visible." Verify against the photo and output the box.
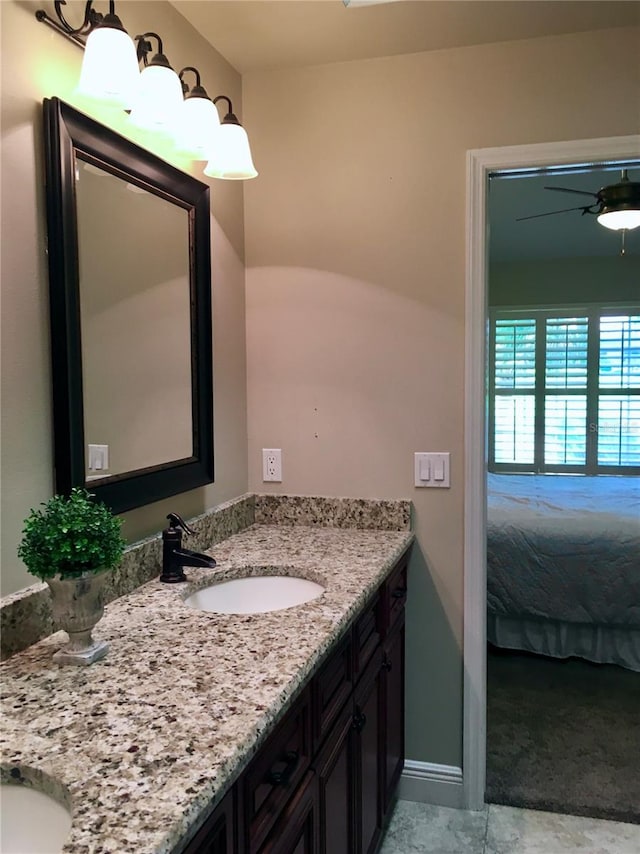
[47,570,110,665]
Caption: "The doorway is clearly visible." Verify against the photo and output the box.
[461,134,640,810]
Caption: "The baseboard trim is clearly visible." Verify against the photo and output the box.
[399,760,465,809]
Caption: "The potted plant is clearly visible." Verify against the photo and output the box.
[18,487,125,665]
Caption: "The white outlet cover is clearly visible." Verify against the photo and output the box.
[262,448,282,482]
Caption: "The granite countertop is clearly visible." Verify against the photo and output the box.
[1,521,413,854]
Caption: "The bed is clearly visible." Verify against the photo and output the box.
[487,473,640,671]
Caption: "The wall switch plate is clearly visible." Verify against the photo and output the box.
[414,452,450,488]
[88,444,109,472]
[262,448,282,482]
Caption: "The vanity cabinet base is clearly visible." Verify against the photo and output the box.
[180,551,409,854]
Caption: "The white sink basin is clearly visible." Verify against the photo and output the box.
[1,783,72,854]
[184,574,325,614]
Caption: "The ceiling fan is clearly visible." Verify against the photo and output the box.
[516,169,640,254]
[517,169,640,229]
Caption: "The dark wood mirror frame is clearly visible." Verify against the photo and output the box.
[43,97,214,513]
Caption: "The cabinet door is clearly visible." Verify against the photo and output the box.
[314,703,355,854]
[382,613,405,817]
[354,647,383,854]
[242,689,313,853]
[181,788,235,854]
[259,771,318,854]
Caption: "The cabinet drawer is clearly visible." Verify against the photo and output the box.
[383,559,407,636]
[354,593,381,678]
[242,688,313,853]
[313,633,353,747]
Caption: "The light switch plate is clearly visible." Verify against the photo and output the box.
[88,444,109,472]
[414,452,450,488]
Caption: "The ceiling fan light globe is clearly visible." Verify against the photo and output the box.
[597,209,640,231]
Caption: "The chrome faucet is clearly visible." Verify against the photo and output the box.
[160,512,217,583]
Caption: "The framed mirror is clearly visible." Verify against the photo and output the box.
[43,97,214,513]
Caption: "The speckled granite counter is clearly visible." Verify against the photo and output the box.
[1,516,413,854]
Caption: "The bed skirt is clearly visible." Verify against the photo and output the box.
[487,613,640,673]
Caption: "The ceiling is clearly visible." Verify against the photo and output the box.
[170,1,639,74]
[170,1,639,262]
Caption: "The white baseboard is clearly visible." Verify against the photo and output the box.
[398,760,465,809]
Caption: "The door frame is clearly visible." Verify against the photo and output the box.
[462,134,640,809]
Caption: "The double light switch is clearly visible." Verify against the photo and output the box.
[414,452,450,488]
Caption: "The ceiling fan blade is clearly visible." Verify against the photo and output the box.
[516,205,592,222]
[543,185,598,198]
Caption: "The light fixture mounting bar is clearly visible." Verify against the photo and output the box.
[35,1,116,50]
[36,8,88,49]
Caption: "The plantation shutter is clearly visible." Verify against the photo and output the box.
[493,318,536,464]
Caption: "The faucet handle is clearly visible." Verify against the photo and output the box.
[166,512,196,537]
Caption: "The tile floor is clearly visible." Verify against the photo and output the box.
[379,800,640,853]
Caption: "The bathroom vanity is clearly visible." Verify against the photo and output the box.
[0,497,413,854]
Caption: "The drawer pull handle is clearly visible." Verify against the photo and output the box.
[352,710,367,733]
[266,749,300,786]
[382,655,392,672]
[392,588,406,600]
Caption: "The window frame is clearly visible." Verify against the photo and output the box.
[488,303,640,475]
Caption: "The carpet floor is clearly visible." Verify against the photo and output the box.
[485,646,640,825]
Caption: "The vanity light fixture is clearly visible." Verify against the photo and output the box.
[36,3,258,179]
[175,67,220,160]
[204,96,258,180]
[129,33,184,132]
[36,1,140,109]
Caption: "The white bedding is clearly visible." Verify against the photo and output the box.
[487,474,640,669]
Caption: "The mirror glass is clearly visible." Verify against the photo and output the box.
[43,98,214,513]
[76,158,193,480]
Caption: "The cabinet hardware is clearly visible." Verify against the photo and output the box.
[382,656,392,672]
[352,710,367,733]
[266,749,300,786]
[392,587,406,599]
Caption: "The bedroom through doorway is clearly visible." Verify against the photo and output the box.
[483,162,640,824]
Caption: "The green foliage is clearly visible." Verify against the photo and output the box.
[18,488,125,580]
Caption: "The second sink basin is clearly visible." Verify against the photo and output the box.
[1,782,72,854]
[184,574,325,614]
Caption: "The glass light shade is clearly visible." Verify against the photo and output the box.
[204,123,258,180]
[174,97,220,160]
[129,65,184,132]
[597,209,640,231]
[76,26,140,109]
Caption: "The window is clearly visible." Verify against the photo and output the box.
[489,307,640,474]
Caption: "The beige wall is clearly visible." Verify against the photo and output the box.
[243,27,640,767]
[0,1,248,595]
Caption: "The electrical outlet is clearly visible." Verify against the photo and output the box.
[262,448,282,482]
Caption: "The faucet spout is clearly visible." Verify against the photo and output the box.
[172,547,217,569]
[160,513,217,583]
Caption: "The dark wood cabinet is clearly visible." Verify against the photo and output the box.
[354,647,384,854]
[381,613,405,816]
[179,551,409,854]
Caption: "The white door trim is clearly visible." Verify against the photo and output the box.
[462,134,640,810]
